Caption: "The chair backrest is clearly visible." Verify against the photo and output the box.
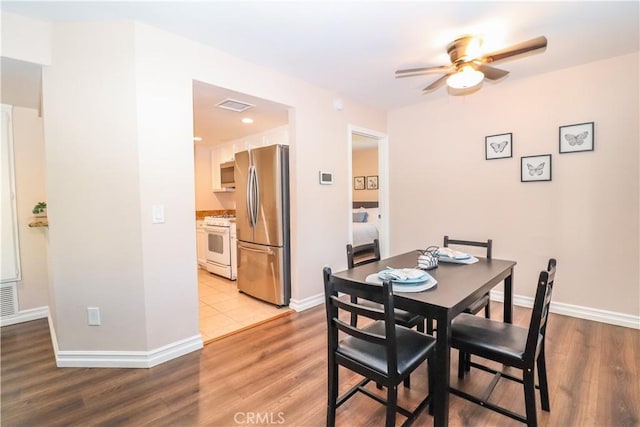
[346,239,381,269]
[443,235,492,259]
[524,258,557,364]
[323,267,398,379]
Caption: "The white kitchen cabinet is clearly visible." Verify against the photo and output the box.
[196,220,207,267]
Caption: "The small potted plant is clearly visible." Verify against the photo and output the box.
[32,201,47,217]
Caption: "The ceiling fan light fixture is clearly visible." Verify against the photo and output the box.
[446,65,485,89]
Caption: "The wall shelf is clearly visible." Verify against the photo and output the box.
[28,218,48,228]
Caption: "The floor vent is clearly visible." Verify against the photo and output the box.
[1,282,18,317]
[216,98,255,113]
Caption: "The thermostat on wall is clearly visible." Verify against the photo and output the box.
[319,171,333,185]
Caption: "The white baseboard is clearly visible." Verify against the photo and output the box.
[289,293,324,312]
[55,334,204,368]
[490,291,640,330]
[0,305,49,327]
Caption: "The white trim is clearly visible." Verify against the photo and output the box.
[490,291,640,330]
[55,335,204,368]
[289,293,324,312]
[0,305,48,327]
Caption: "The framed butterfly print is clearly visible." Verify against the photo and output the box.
[485,132,512,160]
[521,154,552,182]
[559,122,594,153]
[354,176,365,190]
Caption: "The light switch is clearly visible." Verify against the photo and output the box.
[152,205,165,224]
[87,307,101,326]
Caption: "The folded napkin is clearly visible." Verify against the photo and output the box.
[437,247,470,260]
[379,268,425,281]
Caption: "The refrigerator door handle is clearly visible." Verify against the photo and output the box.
[247,165,257,228]
[238,245,275,256]
[252,164,259,227]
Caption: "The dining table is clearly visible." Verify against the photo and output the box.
[331,250,516,427]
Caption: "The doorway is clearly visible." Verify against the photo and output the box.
[192,81,294,343]
[348,126,389,258]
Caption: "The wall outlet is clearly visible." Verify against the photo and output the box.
[87,307,101,326]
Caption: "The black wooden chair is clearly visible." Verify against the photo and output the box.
[323,267,436,427]
[347,240,427,388]
[449,259,557,427]
[426,236,493,372]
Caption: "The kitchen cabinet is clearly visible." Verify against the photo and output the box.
[196,220,207,267]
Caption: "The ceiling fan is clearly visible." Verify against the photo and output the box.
[395,35,548,93]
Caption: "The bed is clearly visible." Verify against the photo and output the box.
[352,201,379,247]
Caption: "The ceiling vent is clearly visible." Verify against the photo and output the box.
[216,98,255,113]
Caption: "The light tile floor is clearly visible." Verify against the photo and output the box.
[198,268,292,343]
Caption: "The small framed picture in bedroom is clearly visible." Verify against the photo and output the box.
[366,176,378,190]
[485,132,512,160]
[354,176,365,190]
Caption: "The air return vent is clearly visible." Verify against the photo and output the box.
[1,283,18,317]
[216,98,255,113]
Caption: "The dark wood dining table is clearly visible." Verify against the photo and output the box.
[332,250,516,427]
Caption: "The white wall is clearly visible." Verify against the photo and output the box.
[12,107,49,311]
[43,22,149,350]
[388,52,639,317]
[352,147,378,202]
[1,12,51,65]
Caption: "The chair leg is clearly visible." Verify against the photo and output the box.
[386,384,398,427]
[403,376,411,388]
[523,368,538,427]
[426,317,434,335]
[457,350,465,378]
[465,352,471,372]
[417,319,425,333]
[327,356,338,427]
[428,355,435,415]
[484,299,491,319]
[537,348,550,411]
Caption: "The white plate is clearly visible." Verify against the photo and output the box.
[437,255,479,265]
[366,273,438,293]
[377,268,427,284]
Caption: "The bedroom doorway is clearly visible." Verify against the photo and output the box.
[348,125,389,259]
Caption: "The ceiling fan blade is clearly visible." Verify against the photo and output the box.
[475,63,509,80]
[481,36,548,63]
[395,65,453,78]
[423,74,450,92]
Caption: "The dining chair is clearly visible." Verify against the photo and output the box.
[323,266,436,427]
[426,236,493,373]
[347,240,427,388]
[449,258,557,427]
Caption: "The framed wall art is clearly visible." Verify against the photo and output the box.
[485,132,512,160]
[366,175,379,190]
[521,154,552,182]
[559,122,594,153]
[354,176,365,190]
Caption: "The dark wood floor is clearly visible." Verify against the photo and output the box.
[2,303,639,426]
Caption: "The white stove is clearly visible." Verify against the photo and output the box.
[203,215,237,280]
[204,215,235,227]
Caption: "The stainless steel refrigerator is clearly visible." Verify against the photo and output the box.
[234,145,290,306]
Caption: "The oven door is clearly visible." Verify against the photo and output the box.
[205,226,230,266]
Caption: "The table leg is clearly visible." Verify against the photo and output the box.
[504,270,513,323]
[432,313,451,427]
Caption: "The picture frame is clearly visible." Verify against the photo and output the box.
[521,154,552,182]
[485,132,513,160]
[366,175,379,190]
[354,176,365,190]
[559,122,594,153]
